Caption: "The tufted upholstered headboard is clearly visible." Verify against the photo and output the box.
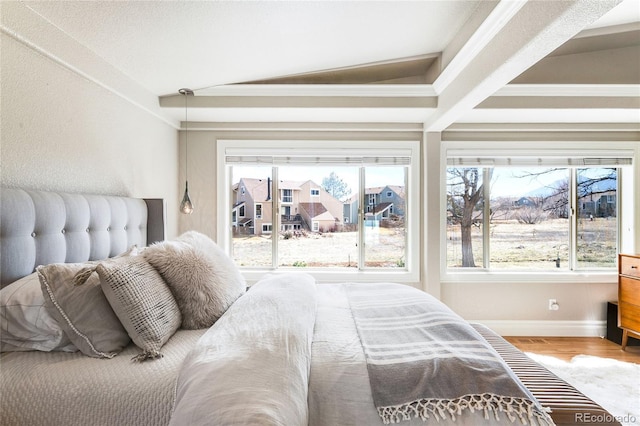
[0,187,165,288]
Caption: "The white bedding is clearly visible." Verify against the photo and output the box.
[172,277,538,426]
[2,276,547,426]
[170,273,317,426]
[0,329,206,426]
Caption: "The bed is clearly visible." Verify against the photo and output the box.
[0,187,621,426]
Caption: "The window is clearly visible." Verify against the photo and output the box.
[281,189,293,203]
[444,143,634,276]
[218,140,420,281]
[238,205,245,217]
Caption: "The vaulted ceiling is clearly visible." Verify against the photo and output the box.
[2,0,638,131]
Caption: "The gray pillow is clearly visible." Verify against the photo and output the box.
[1,272,76,353]
[97,256,181,361]
[37,263,130,358]
[143,231,245,329]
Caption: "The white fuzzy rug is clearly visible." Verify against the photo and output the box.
[526,352,640,426]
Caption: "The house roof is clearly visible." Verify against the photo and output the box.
[279,180,305,190]
[370,202,394,215]
[238,178,307,201]
[365,186,385,195]
[8,1,638,131]
[299,202,330,220]
[239,178,271,202]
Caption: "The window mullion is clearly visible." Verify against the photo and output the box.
[272,166,279,269]
[358,166,365,271]
[483,168,491,269]
[569,168,577,271]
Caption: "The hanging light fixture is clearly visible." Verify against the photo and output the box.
[179,88,194,214]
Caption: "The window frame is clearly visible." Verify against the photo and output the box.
[440,141,635,284]
[218,139,421,283]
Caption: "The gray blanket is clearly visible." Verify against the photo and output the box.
[346,283,554,425]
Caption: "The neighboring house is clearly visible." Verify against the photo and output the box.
[232,177,274,235]
[232,178,343,235]
[514,197,538,207]
[578,191,617,218]
[596,192,617,217]
[343,185,406,223]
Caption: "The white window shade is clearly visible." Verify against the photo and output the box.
[225,146,413,166]
[446,148,634,167]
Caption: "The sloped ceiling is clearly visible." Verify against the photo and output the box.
[2,0,638,131]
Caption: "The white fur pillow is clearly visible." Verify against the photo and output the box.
[143,231,246,329]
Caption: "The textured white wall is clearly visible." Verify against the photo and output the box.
[1,33,179,239]
[178,130,218,239]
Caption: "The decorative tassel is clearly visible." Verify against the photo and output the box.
[73,266,97,286]
[131,350,164,362]
[378,394,555,426]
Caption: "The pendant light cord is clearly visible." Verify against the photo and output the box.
[179,88,195,214]
[179,88,194,183]
[184,91,188,181]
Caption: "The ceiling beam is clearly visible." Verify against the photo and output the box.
[424,0,624,132]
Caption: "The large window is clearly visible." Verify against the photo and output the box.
[444,144,633,275]
[218,140,420,281]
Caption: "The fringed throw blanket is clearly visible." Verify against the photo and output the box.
[347,283,555,426]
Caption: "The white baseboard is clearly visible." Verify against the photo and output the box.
[470,320,607,337]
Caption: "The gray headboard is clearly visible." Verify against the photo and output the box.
[0,187,165,288]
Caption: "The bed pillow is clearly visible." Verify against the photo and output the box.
[37,262,131,358]
[1,273,76,353]
[143,231,246,329]
[97,255,181,361]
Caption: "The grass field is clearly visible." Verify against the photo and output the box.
[232,226,406,268]
[447,217,617,270]
[232,217,617,270]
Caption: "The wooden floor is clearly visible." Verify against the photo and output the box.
[504,336,640,364]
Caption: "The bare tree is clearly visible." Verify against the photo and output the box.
[447,168,492,267]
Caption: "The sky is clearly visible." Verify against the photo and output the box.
[489,167,616,197]
[490,168,568,197]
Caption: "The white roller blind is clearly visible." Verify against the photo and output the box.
[446,148,634,167]
[225,146,412,166]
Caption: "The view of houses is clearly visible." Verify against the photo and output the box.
[232,178,405,236]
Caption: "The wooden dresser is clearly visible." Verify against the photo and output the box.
[618,253,640,350]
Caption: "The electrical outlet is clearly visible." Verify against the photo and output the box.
[548,299,559,311]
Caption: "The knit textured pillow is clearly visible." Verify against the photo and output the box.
[97,256,181,361]
[143,231,246,329]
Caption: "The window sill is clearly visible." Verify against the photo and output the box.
[442,270,617,284]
